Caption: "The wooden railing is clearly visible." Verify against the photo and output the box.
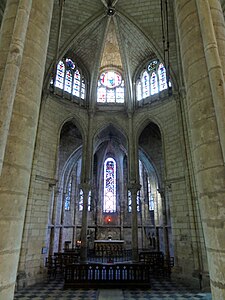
[139,251,174,277]
[87,249,132,263]
[45,249,174,281]
[64,263,150,288]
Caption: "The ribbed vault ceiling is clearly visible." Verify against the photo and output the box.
[46,0,174,84]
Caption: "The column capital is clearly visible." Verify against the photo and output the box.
[128,182,141,193]
[79,182,91,193]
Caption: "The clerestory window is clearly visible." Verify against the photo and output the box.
[51,58,86,100]
[136,59,170,101]
[97,70,124,103]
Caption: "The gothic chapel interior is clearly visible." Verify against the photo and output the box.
[0,0,225,299]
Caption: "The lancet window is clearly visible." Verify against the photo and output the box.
[136,59,170,101]
[97,70,124,103]
[103,158,116,212]
[52,58,86,100]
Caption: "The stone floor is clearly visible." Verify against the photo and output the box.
[14,278,212,300]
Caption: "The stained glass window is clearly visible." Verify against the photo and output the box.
[148,60,158,72]
[65,177,72,210]
[64,70,72,93]
[137,60,170,101]
[79,189,91,211]
[136,81,142,101]
[158,63,167,91]
[81,79,85,99]
[73,69,80,97]
[53,58,86,100]
[142,71,150,98]
[127,190,141,212]
[150,72,158,95]
[97,70,124,103]
[97,87,106,103]
[55,60,65,89]
[66,58,75,69]
[128,190,132,212]
[148,177,154,210]
[103,158,116,213]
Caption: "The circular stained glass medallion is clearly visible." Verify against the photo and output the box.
[100,71,122,88]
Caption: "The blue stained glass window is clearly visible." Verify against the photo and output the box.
[127,190,141,212]
[53,58,86,100]
[148,60,158,72]
[65,177,72,210]
[150,71,158,95]
[142,71,150,98]
[64,70,72,93]
[147,177,155,211]
[81,79,85,99]
[73,69,80,97]
[158,63,167,91]
[128,190,132,212]
[103,158,116,213]
[66,58,75,69]
[55,60,65,89]
[79,189,91,211]
[97,70,124,103]
[137,60,170,101]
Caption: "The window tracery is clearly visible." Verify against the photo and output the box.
[97,70,124,103]
[103,158,116,212]
[136,59,170,101]
[52,58,86,100]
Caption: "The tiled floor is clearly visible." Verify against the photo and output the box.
[14,278,212,300]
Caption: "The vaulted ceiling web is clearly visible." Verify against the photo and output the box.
[100,18,123,70]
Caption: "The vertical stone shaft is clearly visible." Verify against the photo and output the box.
[196,0,225,163]
[0,1,54,299]
[0,0,18,85]
[80,184,90,262]
[0,0,32,173]
[129,185,140,261]
[175,1,225,299]
[80,112,94,262]
[128,113,140,261]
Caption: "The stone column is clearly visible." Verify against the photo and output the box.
[127,112,140,261]
[0,0,33,173]
[196,0,225,163]
[175,1,225,298]
[79,111,94,261]
[158,188,170,258]
[80,183,91,262]
[0,1,54,299]
[128,184,141,261]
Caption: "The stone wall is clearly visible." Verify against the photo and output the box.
[17,89,208,288]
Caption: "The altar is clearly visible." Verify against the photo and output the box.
[94,239,124,252]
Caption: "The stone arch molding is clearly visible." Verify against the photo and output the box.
[135,115,165,147]
[92,121,128,153]
[57,115,88,145]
